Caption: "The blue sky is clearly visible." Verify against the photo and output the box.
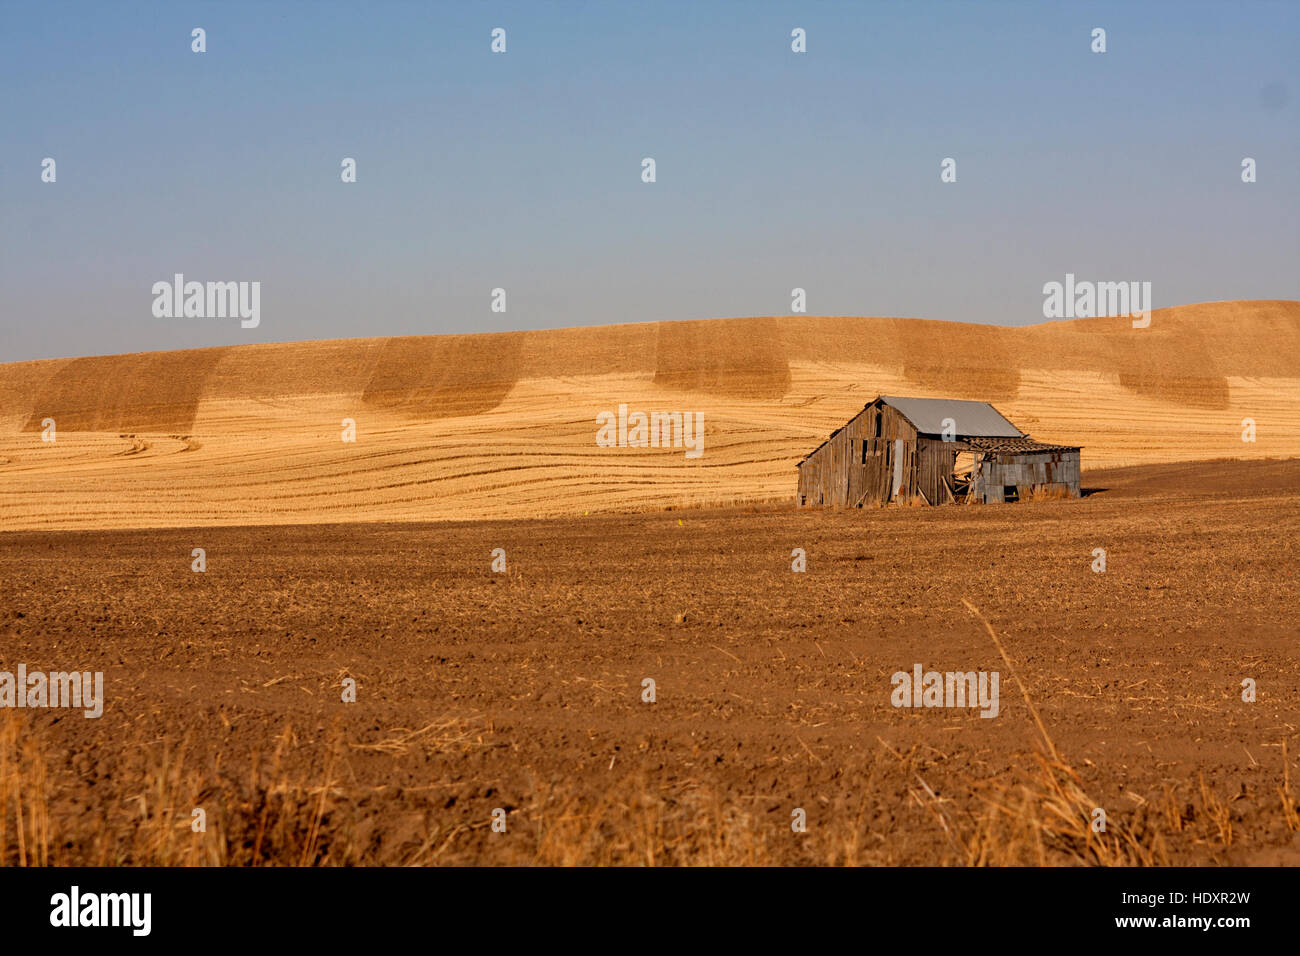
[2,0,1296,361]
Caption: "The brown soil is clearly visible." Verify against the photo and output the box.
[1,458,1297,866]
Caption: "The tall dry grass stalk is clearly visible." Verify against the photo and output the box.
[1281,740,1300,833]
[960,599,1166,865]
[129,734,224,866]
[0,712,50,866]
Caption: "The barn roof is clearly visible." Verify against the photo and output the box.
[964,436,1081,453]
[879,396,1025,438]
[796,395,1037,466]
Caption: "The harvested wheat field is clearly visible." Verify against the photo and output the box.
[1,299,1297,531]
[0,458,1297,865]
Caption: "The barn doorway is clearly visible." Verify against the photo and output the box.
[952,451,975,501]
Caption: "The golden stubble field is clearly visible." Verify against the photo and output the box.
[0,299,1297,530]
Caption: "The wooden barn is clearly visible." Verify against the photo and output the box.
[796,396,1081,507]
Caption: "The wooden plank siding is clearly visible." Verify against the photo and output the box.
[917,439,965,506]
[796,402,917,507]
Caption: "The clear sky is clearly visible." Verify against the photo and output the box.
[2,0,1296,361]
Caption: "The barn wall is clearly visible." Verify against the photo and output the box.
[796,401,917,507]
[977,450,1080,503]
[916,439,967,505]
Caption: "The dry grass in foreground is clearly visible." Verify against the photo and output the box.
[4,701,1294,866]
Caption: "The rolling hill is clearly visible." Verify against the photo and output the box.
[1,299,1297,530]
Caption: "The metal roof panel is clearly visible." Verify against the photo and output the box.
[880,396,1025,438]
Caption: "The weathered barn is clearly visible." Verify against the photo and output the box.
[796,396,1081,507]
